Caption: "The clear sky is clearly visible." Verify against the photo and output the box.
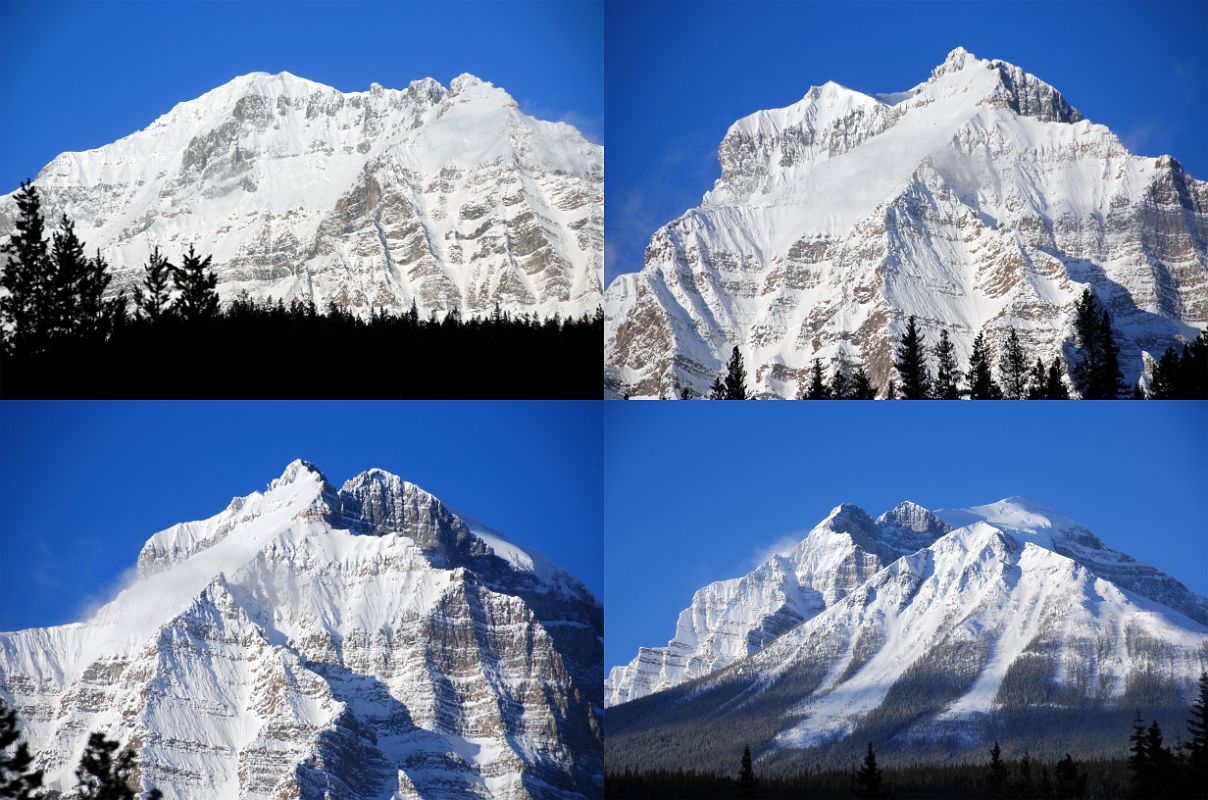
[0,401,603,631]
[604,0,1208,284]
[603,400,1208,672]
[0,0,602,192]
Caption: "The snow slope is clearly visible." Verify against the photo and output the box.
[0,461,603,800]
[0,72,603,320]
[605,47,1207,397]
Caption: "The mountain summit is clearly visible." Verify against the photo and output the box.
[0,72,603,320]
[1,462,603,799]
[605,498,1207,770]
[605,48,1207,398]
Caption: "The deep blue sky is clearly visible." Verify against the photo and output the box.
[604,0,1208,284]
[604,401,1208,671]
[0,0,602,192]
[0,401,603,631]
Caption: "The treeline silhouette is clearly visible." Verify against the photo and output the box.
[0,181,601,398]
[2,698,161,799]
[688,297,1206,399]
[605,672,1208,799]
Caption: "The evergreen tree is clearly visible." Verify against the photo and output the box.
[885,378,897,400]
[830,351,852,400]
[894,315,931,399]
[1143,721,1175,799]
[803,358,830,399]
[680,386,694,400]
[1180,331,1208,398]
[1045,357,1070,400]
[1016,752,1036,799]
[967,331,1002,399]
[0,699,43,799]
[1071,289,1125,398]
[932,328,961,399]
[75,732,162,800]
[46,214,93,342]
[1098,308,1125,399]
[1053,753,1087,799]
[132,248,174,322]
[983,742,1009,800]
[723,346,749,400]
[1129,712,1152,799]
[737,745,756,800]
[849,364,877,400]
[171,245,219,322]
[854,742,884,800]
[0,181,50,356]
[1025,357,1048,400]
[708,376,727,400]
[997,326,1029,400]
[1185,672,1208,797]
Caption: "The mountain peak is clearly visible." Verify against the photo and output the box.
[268,459,325,491]
[934,45,978,75]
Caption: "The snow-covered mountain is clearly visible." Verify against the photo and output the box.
[0,72,602,319]
[604,47,1208,397]
[605,498,1208,769]
[0,461,603,799]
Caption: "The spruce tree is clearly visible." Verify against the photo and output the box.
[854,742,884,800]
[830,351,851,400]
[171,245,219,323]
[1129,712,1154,799]
[679,386,694,400]
[1180,331,1208,398]
[804,358,830,399]
[885,378,897,400]
[894,315,931,399]
[46,214,92,343]
[1053,753,1087,799]
[0,181,51,356]
[983,741,1009,800]
[723,346,749,400]
[849,364,877,400]
[997,326,1029,400]
[931,328,961,399]
[1144,720,1175,799]
[75,732,162,800]
[1072,289,1102,397]
[0,699,43,799]
[737,745,756,800]
[1045,357,1070,400]
[133,248,174,322]
[1098,308,1125,399]
[967,331,1002,400]
[1016,752,1035,799]
[708,376,726,400]
[1025,357,1047,400]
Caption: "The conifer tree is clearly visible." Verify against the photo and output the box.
[983,741,1009,800]
[132,248,174,322]
[171,245,219,322]
[46,214,93,342]
[680,386,694,400]
[849,364,877,400]
[737,745,756,800]
[75,732,162,800]
[966,331,1001,399]
[1129,712,1154,799]
[1016,752,1035,799]
[0,699,43,799]
[1181,331,1208,398]
[1025,357,1047,399]
[1098,308,1125,399]
[1071,289,1125,398]
[1185,672,1208,796]
[1053,753,1087,799]
[932,328,961,399]
[0,182,51,356]
[855,742,884,800]
[894,315,931,399]
[723,346,749,400]
[804,358,830,399]
[1045,357,1070,400]
[708,376,726,400]
[885,378,897,400]
[830,351,852,400]
[998,326,1029,400]
[1143,720,1175,799]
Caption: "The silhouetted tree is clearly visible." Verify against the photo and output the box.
[132,248,174,322]
[803,358,830,399]
[885,378,898,400]
[894,316,930,399]
[998,326,1028,400]
[171,245,219,322]
[983,742,1009,799]
[855,742,885,799]
[709,377,727,400]
[0,699,43,799]
[1045,357,1070,399]
[932,329,961,399]
[723,346,749,400]
[0,181,51,355]
[830,351,852,400]
[75,732,162,800]
[1072,289,1125,398]
[737,745,756,800]
[850,363,877,399]
[680,386,694,400]
[1185,672,1208,797]
[1025,358,1048,399]
[1053,753,1088,799]
[967,331,1001,399]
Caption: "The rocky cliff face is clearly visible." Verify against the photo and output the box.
[604,47,1208,398]
[0,461,602,799]
[0,72,603,320]
[604,498,1208,770]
